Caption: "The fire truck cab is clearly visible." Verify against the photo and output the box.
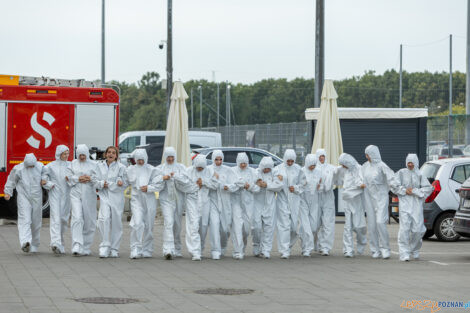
[0,74,120,217]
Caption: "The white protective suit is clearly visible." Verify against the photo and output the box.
[315,149,337,256]
[393,154,432,261]
[361,145,396,259]
[4,153,44,252]
[66,145,97,256]
[207,150,235,258]
[42,145,71,254]
[274,149,306,258]
[337,153,367,257]
[252,157,283,258]
[181,154,216,260]
[155,147,187,257]
[126,149,160,258]
[92,159,127,258]
[299,154,322,256]
[230,153,259,259]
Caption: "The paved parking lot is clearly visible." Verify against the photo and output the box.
[0,217,469,313]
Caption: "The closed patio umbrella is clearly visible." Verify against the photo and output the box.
[164,81,191,167]
[311,79,343,166]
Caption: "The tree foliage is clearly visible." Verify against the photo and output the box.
[114,70,466,132]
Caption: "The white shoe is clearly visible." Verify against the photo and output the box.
[263,254,270,259]
[302,251,311,257]
[344,252,354,258]
[212,253,221,260]
[400,255,410,262]
[382,251,390,259]
[371,251,381,259]
[109,250,119,258]
[99,247,109,258]
[72,244,81,256]
[192,256,202,261]
[30,246,38,253]
[174,251,183,258]
[82,250,91,256]
[412,251,420,260]
[321,250,329,256]
[142,252,152,258]
[130,250,142,259]
[281,254,289,259]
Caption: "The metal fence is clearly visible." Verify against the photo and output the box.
[192,122,313,160]
[193,115,470,162]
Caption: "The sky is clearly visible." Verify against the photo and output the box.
[0,0,467,84]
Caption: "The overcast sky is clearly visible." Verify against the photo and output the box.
[0,0,467,84]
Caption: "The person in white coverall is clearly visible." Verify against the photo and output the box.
[4,153,44,253]
[155,147,187,259]
[361,145,396,259]
[66,145,97,256]
[207,150,235,259]
[337,153,367,258]
[92,146,127,258]
[252,156,283,259]
[179,154,216,261]
[230,153,259,259]
[41,145,71,254]
[393,154,432,261]
[274,149,305,259]
[299,154,322,257]
[126,149,160,259]
[315,149,337,256]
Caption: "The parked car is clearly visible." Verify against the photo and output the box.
[129,143,204,166]
[463,145,470,156]
[192,147,283,168]
[119,130,222,165]
[454,177,470,237]
[422,157,470,241]
[430,147,464,160]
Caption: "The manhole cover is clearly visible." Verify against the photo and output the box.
[73,297,141,304]
[194,288,255,295]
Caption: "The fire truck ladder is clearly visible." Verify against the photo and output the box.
[0,75,100,88]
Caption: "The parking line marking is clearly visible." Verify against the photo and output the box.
[428,261,449,266]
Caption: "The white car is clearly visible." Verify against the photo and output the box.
[118,130,222,165]
[422,157,470,241]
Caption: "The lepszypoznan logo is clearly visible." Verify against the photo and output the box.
[26,112,55,149]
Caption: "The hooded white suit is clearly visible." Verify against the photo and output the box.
[42,145,71,254]
[337,153,367,257]
[361,145,396,259]
[155,147,187,257]
[4,153,44,252]
[230,153,259,259]
[393,154,432,261]
[252,156,283,258]
[315,149,337,255]
[207,150,235,258]
[274,149,306,258]
[126,149,160,258]
[66,145,97,256]
[92,156,128,257]
[299,154,322,256]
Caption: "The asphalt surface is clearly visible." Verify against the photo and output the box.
[0,216,469,313]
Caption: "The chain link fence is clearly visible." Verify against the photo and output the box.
[192,122,313,160]
[194,115,470,162]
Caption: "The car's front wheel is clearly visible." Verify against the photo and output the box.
[434,212,460,241]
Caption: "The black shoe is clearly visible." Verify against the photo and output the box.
[164,253,173,260]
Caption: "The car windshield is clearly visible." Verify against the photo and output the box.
[420,163,441,183]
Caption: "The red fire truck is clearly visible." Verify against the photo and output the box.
[0,75,120,217]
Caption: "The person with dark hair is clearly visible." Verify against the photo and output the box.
[92,146,127,258]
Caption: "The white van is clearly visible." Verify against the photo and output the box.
[118,130,222,164]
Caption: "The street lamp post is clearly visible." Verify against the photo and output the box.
[198,85,202,128]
